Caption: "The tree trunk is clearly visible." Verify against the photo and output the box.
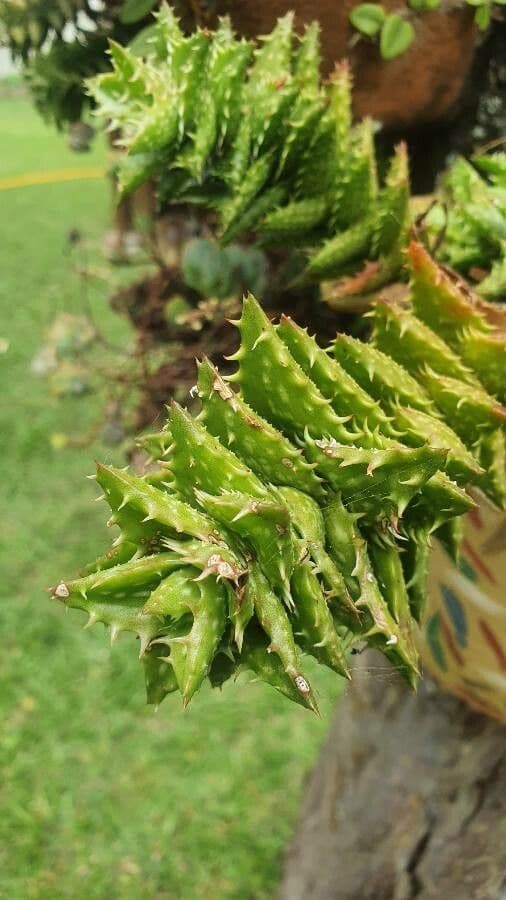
[280,653,505,900]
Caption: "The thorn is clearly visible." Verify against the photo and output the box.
[138,634,150,657]
[231,504,254,522]
[151,635,171,647]
[252,331,270,350]
[181,692,192,709]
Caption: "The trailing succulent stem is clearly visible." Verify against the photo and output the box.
[88,6,409,289]
[50,244,505,711]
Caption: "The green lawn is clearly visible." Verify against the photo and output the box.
[0,94,341,900]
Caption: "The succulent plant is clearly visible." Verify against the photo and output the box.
[426,154,506,300]
[49,243,505,711]
[88,6,409,290]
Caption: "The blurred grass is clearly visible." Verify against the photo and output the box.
[0,95,342,899]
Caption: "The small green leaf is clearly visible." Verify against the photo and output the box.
[474,2,491,28]
[349,3,387,37]
[380,14,415,60]
[119,0,157,25]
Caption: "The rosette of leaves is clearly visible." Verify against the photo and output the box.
[88,6,410,292]
[425,153,506,300]
[49,243,505,712]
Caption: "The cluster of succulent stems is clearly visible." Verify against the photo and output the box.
[89,6,410,299]
[50,242,506,712]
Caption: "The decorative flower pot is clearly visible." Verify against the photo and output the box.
[421,499,506,722]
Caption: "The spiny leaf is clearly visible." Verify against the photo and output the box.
[475,429,506,510]
[332,331,436,414]
[240,622,317,712]
[145,569,227,705]
[277,315,392,434]
[371,142,409,256]
[372,300,479,385]
[305,216,374,280]
[197,358,324,498]
[401,528,431,622]
[195,489,295,603]
[392,405,484,484]
[245,563,318,712]
[168,401,269,502]
[304,439,446,522]
[420,368,506,446]
[291,562,350,678]
[408,241,492,345]
[230,295,360,443]
[277,486,356,620]
[96,463,222,545]
[458,329,506,404]
[323,495,419,685]
[143,644,179,705]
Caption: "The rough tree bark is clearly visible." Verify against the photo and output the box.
[280,653,505,900]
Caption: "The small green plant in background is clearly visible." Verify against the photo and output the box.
[425,152,506,298]
[349,0,504,62]
[181,239,267,300]
[349,4,416,59]
[463,0,502,31]
[49,243,505,712]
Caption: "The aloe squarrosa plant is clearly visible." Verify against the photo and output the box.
[46,7,506,711]
[50,237,506,711]
[88,5,410,296]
